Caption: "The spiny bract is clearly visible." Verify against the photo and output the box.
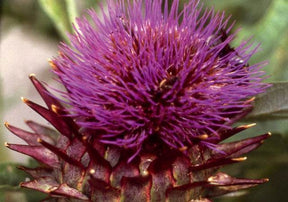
[5,0,270,201]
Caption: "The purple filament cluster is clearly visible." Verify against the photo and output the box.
[52,0,267,152]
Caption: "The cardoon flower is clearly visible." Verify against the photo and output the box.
[5,0,270,201]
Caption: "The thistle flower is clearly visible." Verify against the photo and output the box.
[5,0,270,201]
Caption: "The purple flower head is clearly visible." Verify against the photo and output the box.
[52,0,268,154]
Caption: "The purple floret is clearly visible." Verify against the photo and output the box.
[52,0,268,153]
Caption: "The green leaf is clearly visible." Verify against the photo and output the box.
[0,163,29,188]
[234,0,288,81]
[269,34,288,81]
[246,82,288,120]
[0,162,47,201]
[65,0,79,25]
[38,0,79,41]
[0,191,27,202]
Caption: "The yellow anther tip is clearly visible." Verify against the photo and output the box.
[29,73,36,78]
[21,97,28,103]
[232,157,247,162]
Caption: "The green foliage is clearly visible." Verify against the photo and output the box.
[236,0,288,81]
[0,162,46,202]
[38,0,79,41]
[206,0,288,82]
[0,163,26,191]
[0,163,28,202]
[247,82,288,120]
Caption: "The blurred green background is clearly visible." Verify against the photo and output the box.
[1,0,287,201]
